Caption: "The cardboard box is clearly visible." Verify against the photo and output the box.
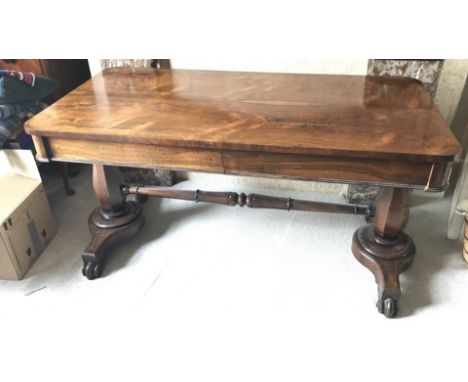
[0,150,57,280]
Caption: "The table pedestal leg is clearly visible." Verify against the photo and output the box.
[352,188,415,318]
[82,164,144,280]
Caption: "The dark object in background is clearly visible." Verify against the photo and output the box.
[0,59,91,195]
[0,101,48,148]
[0,60,91,103]
[0,75,59,105]
[0,69,59,148]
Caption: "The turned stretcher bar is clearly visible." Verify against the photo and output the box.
[122,185,373,217]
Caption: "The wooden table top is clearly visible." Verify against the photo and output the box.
[25,68,460,163]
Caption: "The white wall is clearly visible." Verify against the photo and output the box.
[88,59,368,76]
[171,59,367,75]
[435,59,468,127]
[87,59,102,76]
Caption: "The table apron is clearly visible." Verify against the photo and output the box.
[33,136,450,191]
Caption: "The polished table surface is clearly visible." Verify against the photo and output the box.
[26,68,460,161]
[25,68,461,191]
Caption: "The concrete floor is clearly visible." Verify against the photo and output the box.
[1,164,467,381]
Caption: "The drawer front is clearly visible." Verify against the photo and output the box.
[0,59,46,76]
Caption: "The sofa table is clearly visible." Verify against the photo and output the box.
[25,68,461,318]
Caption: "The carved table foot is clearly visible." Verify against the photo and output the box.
[352,224,415,318]
[82,202,144,280]
[351,187,415,318]
[82,164,145,280]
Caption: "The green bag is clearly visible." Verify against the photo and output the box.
[0,75,59,105]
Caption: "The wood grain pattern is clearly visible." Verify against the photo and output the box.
[124,186,372,216]
[373,188,409,238]
[92,164,126,214]
[31,135,50,162]
[39,137,448,189]
[45,137,224,172]
[352,187,415,318]
[82,165,144,280]
[25,68,461,162]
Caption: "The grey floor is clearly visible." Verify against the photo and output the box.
[1,164,467,381]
